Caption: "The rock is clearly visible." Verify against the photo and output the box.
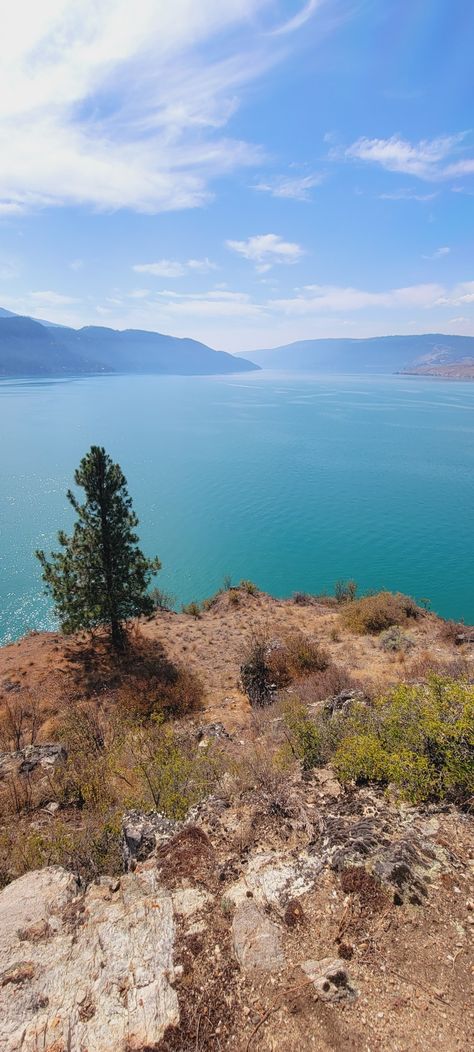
[0,743,66,781]
[227,850,323,908]
[122,809,179,868]
[323,804,448,905]
[301,957,357,1002]
[0,865,178,1052]
[323,689,366,718]
[232,901,285,972]
[172,886,212,918]
[197,721,231,743]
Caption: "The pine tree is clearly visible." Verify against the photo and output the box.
[36,446,161,648]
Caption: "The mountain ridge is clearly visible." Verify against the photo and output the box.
[249,332,474,374]
[0,310,259,377]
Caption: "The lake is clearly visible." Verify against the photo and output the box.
[1,371,473,644]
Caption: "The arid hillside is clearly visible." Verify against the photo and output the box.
[0,586,473,1052]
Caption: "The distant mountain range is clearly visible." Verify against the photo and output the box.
[249,333,474,376]
[0,308,259,377]
[1,307,473,379]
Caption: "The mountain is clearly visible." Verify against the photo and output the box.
[249,334,474,374]
[0,310,259,377]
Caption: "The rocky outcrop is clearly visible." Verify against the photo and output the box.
[0,743,66,780]
[0,866,178,1052]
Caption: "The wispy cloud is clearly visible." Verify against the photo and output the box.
[29,290,79,307]
[344,134,470,181]
[133,257,217,278]
[379,189,438,202]
[0,0,314,216]
[271,0,321,37]
[253,172,323,201]
[270,283,446,314]
[422,246,450,260]
[226,233,304,271]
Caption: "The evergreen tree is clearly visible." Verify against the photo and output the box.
[36,446,161,648]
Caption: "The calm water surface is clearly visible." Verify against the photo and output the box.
[1,372,473,643]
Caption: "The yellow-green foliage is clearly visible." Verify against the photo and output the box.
[281,700,323,770]
[130,717,220,820]
[332,676,474,804]
[340,591,420,635]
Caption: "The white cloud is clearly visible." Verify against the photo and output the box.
[0,260,19,280]
[133,257,217,278]
[0,0,305,216]
[345,134,469,181]
[253,172,323,201]
[134,260,187,278]
[29,290,79,306]
[69,258,84,271]
[422,246,450,260]
[270,283,446,315]
[226,233,304,271]
[379,189,438,202]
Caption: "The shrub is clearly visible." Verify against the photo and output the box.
[281,701,323,770]
[0,814,123,888]
[149,588,176,612]
[129,719,220,820]
[240,637,276,706]
[296,664,356,706]
[379,626,415,652]
[240,633,330,706]
[439,619,468,645]
[292,592,315,606]
[239,579,259,596]
[340,591,420,635]
[182,601,202,618]
[331,676,474,804]
[334,579,358,604]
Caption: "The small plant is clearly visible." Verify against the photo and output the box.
[149,588,175,612]
[239,579,259,596]
[282,701,322,770]
[292,592,314,606]
[379,626,415,652]
[182,601,202,618]
[335,579,358,604]
[130,718,220,820]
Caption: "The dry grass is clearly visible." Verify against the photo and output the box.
[340,591,421,635]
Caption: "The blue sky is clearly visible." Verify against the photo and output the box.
[0,0,473,353]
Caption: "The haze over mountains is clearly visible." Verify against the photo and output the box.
[0,309,259,377]
[1,308,473,378]
[250,334,474,376]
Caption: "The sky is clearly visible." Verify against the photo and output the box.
[0,0,473,354]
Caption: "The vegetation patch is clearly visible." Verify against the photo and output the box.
[340,591,421,635]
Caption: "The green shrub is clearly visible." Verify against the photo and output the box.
[282,701,323,770]
[182,601,202,618]
[379,626,415,652]
[331,676,474,804]
[334,579,358,604]
[239,579,259,596]
[130,718,220,820]
[340,591,420,635]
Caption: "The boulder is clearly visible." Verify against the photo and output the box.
[122,808,179,868]
[232,900,285,972]
[0,865,178,1052]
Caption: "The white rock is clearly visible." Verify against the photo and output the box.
[227,851,323,907]
[0,865,178,1052]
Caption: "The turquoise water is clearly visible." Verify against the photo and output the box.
[1,372,473,644]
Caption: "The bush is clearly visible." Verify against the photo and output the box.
[281,701,323,770]
[240,633,330,706]
[379,626,415,652]
[130,718,220,820]
[149,588,176,612]
[182,601,202,618]
[331,676,474,804]
[340,591,420,635]
[240,637,276,706]
[334,579,358,604]
[239,579,259,596]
